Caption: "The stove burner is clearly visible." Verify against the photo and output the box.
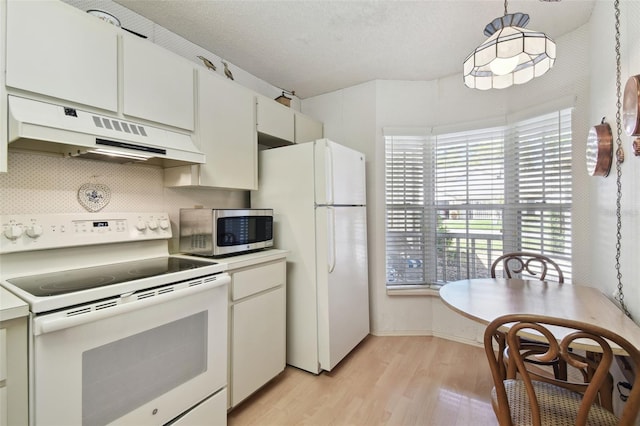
[128,259,201,277]
[39,276,117,292]
[5,257,216,297]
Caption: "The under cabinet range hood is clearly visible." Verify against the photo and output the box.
[7,96,205,166]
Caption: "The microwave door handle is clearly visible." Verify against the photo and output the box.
[327,207,336,273]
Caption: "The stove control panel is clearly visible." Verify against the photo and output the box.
[0,212,172,253]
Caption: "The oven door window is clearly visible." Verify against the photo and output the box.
[216,216,273,246]
[32,282,227,426]
[82,311,208,425]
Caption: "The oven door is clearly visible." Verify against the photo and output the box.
[30,275,229,426]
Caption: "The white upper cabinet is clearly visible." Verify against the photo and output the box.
[122,36,195,131]
[5,0,118,112]
[295,112,323,143]
[256,95,295,146]
[196,70,257,190]
[164,70,257,190]
[256,96,323,147]
[5,0,194,131]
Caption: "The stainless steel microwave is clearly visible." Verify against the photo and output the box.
[179,208,274,257]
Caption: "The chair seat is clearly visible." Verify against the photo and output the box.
[491,379,619,426]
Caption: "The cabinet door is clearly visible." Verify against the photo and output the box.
[197,72,257,190]
[122,36,195,131]
[256,96,295,145]
[5,0,118,112]
[0,387,6,426]
[295,112,323,143]
[0,328,6,426]
[0,318,28,426]
[231,286,285,407]
[1,1,7,173]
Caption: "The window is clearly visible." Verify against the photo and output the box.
[385,109,572,287]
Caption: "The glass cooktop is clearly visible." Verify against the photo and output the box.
[5,257,216,297]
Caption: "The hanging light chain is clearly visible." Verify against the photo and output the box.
[504,0,509,16]
[613,0,632,319]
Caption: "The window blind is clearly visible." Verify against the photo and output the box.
[385,108,572,287]
[504,109,572,277]
[385,135,429,285]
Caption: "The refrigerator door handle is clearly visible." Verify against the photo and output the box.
[327,207,336,273]
[326,143,334,205]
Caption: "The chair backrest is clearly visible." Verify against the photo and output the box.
[491,252,564,283]
[484,314,640,426]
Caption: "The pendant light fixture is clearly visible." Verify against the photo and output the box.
[463,0,556,90]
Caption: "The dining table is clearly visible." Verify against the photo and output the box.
[440,277,640,413]
[439,278,640,356]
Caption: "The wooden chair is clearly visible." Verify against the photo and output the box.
[484,314,640,426]
[491,252,564,283]
[491,252,566,380]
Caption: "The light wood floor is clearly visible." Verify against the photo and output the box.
[228,335,499,426]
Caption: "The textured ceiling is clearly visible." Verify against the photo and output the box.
[114,0,595,99]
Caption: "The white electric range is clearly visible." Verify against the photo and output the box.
[0,212,229,426]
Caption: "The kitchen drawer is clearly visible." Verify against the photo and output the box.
[232,261,285,301]
[169,388,226,426]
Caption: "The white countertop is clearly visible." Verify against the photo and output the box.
[175,249,289,272]
[0,287,29,322]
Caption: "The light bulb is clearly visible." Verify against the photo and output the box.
[489,56,520,76]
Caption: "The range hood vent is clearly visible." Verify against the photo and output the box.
[8,95,205,166]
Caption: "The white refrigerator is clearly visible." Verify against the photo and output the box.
[252,139,370,374]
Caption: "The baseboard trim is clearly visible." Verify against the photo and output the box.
[431,331,483,348]
[370,330,433,337]
[369,330,483,348]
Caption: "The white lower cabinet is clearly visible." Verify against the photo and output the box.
[0,290,28,426]
[229,259,286,409]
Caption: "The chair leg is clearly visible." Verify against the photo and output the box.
[601,373,614,412]
[554,358,568,381]
[585,351,614,413]
[493,331,507,380]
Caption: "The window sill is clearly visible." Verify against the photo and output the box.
[386,285,442,297]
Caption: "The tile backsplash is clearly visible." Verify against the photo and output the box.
[0,151,247,251]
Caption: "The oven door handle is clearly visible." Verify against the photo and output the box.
[34,274,230,336]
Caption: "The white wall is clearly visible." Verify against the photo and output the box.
[588,0,640,320]
[303,19,592,341]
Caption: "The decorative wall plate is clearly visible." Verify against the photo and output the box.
[585,119,613,177]
[78,183,111,212]
[623,74,640,136]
